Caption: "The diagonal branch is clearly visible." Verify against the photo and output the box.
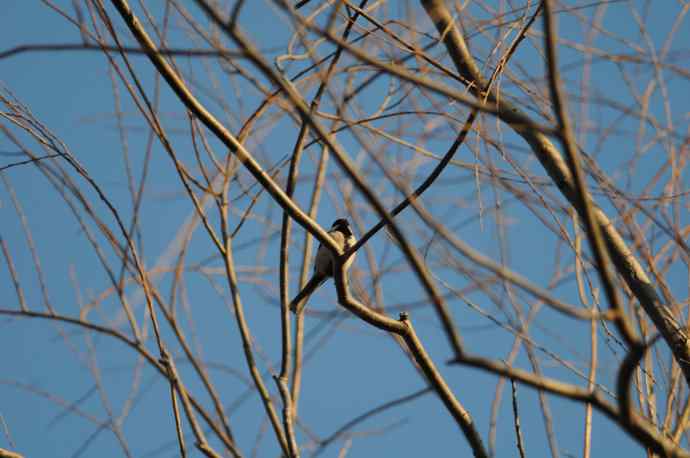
[108,0,338,255]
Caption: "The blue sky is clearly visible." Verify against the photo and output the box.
[1,1,689,457]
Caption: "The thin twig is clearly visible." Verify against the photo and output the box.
[312,387,432,457]
[510,379,527,458]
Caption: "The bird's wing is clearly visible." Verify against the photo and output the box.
[290,272,328,314]
[313,231,347,276]
[291,230,349,314]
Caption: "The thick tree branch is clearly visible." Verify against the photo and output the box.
[419,0,690,386]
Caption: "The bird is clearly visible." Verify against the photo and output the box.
[290,218,356,314]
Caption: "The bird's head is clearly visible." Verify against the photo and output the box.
[331,218,353,237]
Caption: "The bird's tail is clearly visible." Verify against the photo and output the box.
[290,273,327,314]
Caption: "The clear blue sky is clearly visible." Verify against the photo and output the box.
[1,1,688,457]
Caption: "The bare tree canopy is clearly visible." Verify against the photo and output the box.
[1,1,689,457]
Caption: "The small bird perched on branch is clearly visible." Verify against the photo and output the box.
[290,218,356,314]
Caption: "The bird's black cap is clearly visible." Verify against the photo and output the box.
[331,218,352,236]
